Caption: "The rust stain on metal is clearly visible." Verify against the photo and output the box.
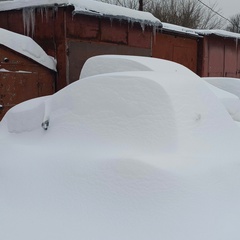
[0,45,55,120]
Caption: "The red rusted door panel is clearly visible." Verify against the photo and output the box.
[152,33,198,73]
[0,72,38,120]
[237,43,240,78]
[224,39,237,77]
[207,37,224,77]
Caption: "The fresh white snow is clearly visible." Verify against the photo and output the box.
[80,55,240,122]
[0,28,56,71]
[1,56,240,240]
[162,22,240,40]
[203,77,240,98]
[162,22,199,37]
[196,29,240,40]
[0,0,162,28]
[203,77,240,121]
[80,54,198,79]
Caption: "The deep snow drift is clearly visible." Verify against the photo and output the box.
[1,56,240,240]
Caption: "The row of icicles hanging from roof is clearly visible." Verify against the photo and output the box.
[22,6,59,37]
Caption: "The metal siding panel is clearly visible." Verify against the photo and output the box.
[238,43,240,78]
[0,47,55,120]
[152,33,198,73]
[67,13,100,40]
[101,19,128,44]
[152,34,173,60]
[0,72,38,120]
[3,10,24,34]
[200,38,209,77]
[208,37,224,77]
[224,39,237,77]
[128,26,152,49]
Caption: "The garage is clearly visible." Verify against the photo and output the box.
[0,28,56,120]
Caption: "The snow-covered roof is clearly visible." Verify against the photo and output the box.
[162,22,199,37]
[162,22,240,40]
[0,28,56,71]
[0,0,162,28]
[195,29,240,40]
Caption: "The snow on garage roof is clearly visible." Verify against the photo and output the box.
[195,29,240,40]
[0,28,57,71]
[0,0,162,28]
[162,22,199,37]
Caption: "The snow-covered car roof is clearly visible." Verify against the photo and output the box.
[80,55,197,79]
[0,28,56,71]
[0,0,162,28]
[80,55,240,122]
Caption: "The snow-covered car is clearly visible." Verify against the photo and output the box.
[81,55,240,122]
[1,56,240,240]
[203,76,240,98]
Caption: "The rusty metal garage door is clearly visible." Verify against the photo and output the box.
[67,40,151,84]
[152,33,198,74]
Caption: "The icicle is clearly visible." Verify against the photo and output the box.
[236,38,238,50]
[109,17,113,27]
[140,21,145,32]
[118,19,122,27]
[30,8,35,37]
[152,25,157,42]
[37,7,44,22]
[22,7,36,37]
[130,20,135,29]
[44,7,49,23]
[53,4,59,13]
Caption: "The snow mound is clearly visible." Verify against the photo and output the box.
[203,81,240,121]
[5,96,50,133]
[203,77,240,98]
[0,28,56,71]
[3,69,237,155]
[1,58,240,240]
[203,77,240,121]
[48,72,178,156]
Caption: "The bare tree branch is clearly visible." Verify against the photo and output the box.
[99,0,223,29]
[226,14,240,33]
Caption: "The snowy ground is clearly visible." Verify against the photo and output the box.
[1,56,240,240]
